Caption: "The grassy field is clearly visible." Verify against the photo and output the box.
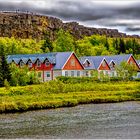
[0,80,140,113]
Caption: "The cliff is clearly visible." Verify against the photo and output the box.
[0,11,139,40]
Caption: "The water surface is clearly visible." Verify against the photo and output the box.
[0,101,140,139]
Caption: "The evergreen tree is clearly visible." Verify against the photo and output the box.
[113,38,120,54]
[119,38,126,53]
[104,38,109,50]
[41,32,53,52]
[0,47,11,86]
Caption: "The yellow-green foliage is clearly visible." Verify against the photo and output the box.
[0,37,43,55]
[0,81,140,113]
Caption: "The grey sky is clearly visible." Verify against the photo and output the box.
[0,0,140,35]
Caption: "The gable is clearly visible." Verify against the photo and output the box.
[128,56,139,70]
[83,59,91,67]
[63,53,84,70]
[98,59,110,70]
[109,61,116,69]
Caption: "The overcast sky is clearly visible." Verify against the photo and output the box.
[0,0,140,35]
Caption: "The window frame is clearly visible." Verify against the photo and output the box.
[36,59,41,67]
[77,71,80,77]
[71,71,75,77]
[45,60,50,67]
[19,60,24,67]
[37,72,42,78]
[46,71,51,78]
[65,71,68,77]
[28,60,32,68]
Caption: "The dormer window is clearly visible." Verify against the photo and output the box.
[110,61,115,70]
[19,60,24,67]
[83,60,90,67]
[36,59,41,67]
[45,59,50,67]
[28,60,32,68]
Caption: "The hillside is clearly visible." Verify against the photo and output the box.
[0,11,139,40]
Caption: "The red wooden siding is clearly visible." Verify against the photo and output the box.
[98,60,110,70]
[28,61,53,71]
[128,56,139,70]
[63,53,84,70]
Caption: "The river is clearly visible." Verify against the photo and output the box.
[0,101,140,139]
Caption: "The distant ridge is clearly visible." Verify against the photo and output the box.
[0,11,139,40]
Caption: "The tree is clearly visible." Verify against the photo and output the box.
[104,38,109,50]
[10,63,30,86]
[119,38,126,53]
[0,47,11,87]
[9,63,40,86]
[113,38,120,54]
[53,29,75,52]
[41,32,53,52]
[115,61,137,81]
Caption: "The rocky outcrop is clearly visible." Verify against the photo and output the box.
[0,11,139,40]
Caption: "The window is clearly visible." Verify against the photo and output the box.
[46,71,50,77]
[45,60,50,67]
[38,72,42,78]
[77,71,80,77]
[71,71,74,77]
[36,59,41,67]
[71,59,75,66]
[28,61,32,68]
[65,71,68,77]
[19,60,24,67]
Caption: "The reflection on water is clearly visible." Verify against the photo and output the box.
[0,101,140,139]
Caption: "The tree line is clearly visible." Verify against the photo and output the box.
[0,29,140,87]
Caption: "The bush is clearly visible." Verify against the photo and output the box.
[4,79,10,90]
[56,76,97,84]
[110,77,123,81]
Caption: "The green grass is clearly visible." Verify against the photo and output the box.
[0,80,140,113]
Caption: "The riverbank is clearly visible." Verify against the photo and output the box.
[0,81,140,113]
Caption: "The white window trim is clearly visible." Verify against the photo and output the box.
[20,61,24,67]
[46,71,51,78]
[45,60,50,67]
[28,61,32,68]
[36,60,41,67]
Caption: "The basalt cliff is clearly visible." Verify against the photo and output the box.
[0,12,139,40]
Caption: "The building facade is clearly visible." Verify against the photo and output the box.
[7,52,85,82]
[7,52,140,81]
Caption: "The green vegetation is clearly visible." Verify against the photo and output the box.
[0,80,140,113]
[76,35,140,57]
[53,29,75,52]
[9,63,40,86]
[0,30,140,57]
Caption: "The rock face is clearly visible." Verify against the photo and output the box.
[0,11,139,40]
